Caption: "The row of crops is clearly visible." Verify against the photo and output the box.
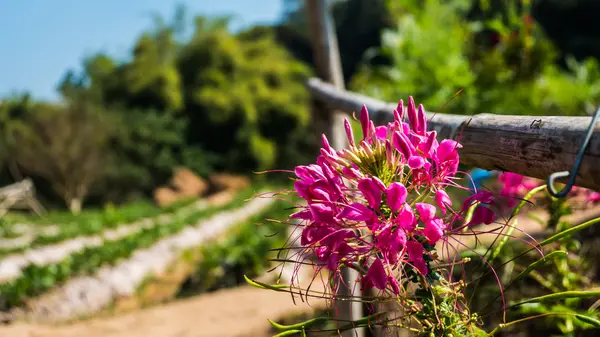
[0,198,198,255]
[0,186,284,322]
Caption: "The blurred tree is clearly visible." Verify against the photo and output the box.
[351,0,600,116]
[12,98,116,213]
[277,0,393,84]
[177,18,314,172]
[0,95,31,184]
[56,11,315,194]
[105,107,215,198]
[533,0,600,62]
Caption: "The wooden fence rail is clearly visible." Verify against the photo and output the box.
[307,78,600,192]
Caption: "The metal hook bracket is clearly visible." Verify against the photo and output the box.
[547,106,600,198]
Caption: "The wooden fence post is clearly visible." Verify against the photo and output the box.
[305,1,364,336]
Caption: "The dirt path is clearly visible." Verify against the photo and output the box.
[0,283,326,337]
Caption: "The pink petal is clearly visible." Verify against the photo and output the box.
[437,139,462,162]
[389,275,400,295]
[420,131,437,155]
[309,203,335,223]
[469,206,496,226]
[423,218,445,244]
[375,126,387,140]
[407,96,418,132]
[415,203,436,223]
[390,228,407,253]
[321,134,332,153]
[294,181,310,201]
[372,176,387,190]
[366,258,388,290]
[395,99,404,121]
[290,209,312,220]
[435,190,452,214]
[462,191,495,212]
[406,241,428,275]
[342,166,361,179]
[408,155,425,169]
[396,204,416,231]
[386,182,408,212]
[337,203,374,221]
[358,178,383,209]
[393,131,413,160]
[294,166,311,181]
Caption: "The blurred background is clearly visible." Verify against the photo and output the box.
[1,0,600,336]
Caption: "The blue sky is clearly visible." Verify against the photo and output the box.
[0,0,282,101]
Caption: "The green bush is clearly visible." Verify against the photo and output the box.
[351,0,600,116]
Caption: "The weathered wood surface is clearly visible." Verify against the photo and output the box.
[307,78,600,192]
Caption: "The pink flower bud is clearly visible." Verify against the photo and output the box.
[321,134,332,153]
[417,104,427,135]
[360,105,370,139]
[396,99,404,121]
[344,118,356,148]
[393,131,412,160]
[407,96,418,132]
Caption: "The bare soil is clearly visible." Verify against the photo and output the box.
[0,283,326,337]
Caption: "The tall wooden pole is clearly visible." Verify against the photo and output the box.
[305,1,364,336]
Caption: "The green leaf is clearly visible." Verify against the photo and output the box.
[512,290,600,307]
[539,217,600,247]
[268,317,329,331]
[472,326,489,337]
[272,329,304,337]
[243,275,288,291]
[510,250,567,284]
[573,313,600,327]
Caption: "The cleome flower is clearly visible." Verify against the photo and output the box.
[498,172,600,207]
[288,97,496,298]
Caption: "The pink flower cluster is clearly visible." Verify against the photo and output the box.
[498,172,600,206]
[290,98,495,295]
[498,172,540,207]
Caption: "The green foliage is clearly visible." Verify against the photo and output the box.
[0,197,198,257]
[106,108,214,195]
[351,0,600,116]
[0,95,35,186]
[54,13,314,199]
[177,21,313,172]
[279,0,394,83]
[463,190,600,337]
[352,0,477,113]
[177,197,291,295]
